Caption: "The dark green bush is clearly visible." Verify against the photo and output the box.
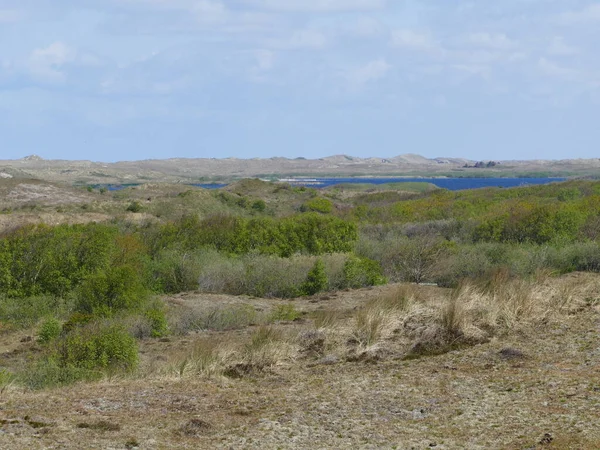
[126,201,142,213]
[300,259,328,296]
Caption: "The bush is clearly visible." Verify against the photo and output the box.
[76,266,148,316]
[269,304,301,322]
[58,323,139,373]
[149,249,202,293]
[343,256,386,289]
[301,198,333,214]
[144,308,169,338]
[126,201,142,213]
[22,357,101,390]
[172,304,260,334]
[0,295,71,329]
[62,312,95,334]
[300,259,328,296]
[37,317,62,344]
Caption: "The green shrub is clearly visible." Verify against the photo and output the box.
[75,266,148,316]
[343,256,386,289]
[149,249,202,293]
[252,199,266,212]
[37,317,62,344]
[269,304,301,322]
[62,312,95,334]
[300,259,328,296]
[21,357,101,390]
[144,308,169,338]
[126,201,142,213]
[301,198,333,214]
[0,295,70,329]
[58,323,138,372]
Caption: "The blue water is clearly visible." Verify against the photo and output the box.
[265,177,566,191]
[100,177,566,192]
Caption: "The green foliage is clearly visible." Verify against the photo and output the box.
[58,323,138,372]
[21,357,101,390]
[300,259,328,296]
[343,256,387,288]
[0,295,71,329]
[144,308,169,338]
[0,223,125,298]
[148,249,202,293]
[37,317,62,344]
[269,304,301,322]
[251,199,267,212]
[62,312,95,334]
[301,197,333,214]
[126,201,143,213]
[75,266,148,317]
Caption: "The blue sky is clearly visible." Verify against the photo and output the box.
[1,1,599,162]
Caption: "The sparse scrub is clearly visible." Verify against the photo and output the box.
[171,304,261,334]
[21,357,101,390]
[168,338,229,378]
[269,303,301,322]
[225,326,291,377]
[311,309,341,330]
[349,287,414,351]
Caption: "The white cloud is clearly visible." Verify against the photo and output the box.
[192,0,227,23]
[270,29,328,49]
[547,37,579,56]
[349,58,390,85]
[538,57,580,81]
[255,49,275,71]
[466,33,517,50]
[0,9,22,23]
[558,4,600,24]
[390,30,438,52]
[242,0,386,13]
[28,42,75,84]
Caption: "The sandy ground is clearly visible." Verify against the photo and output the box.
[1,281,599,449]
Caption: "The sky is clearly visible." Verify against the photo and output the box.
[0,1,599,162]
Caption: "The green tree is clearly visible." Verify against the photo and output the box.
[300,259,328,296]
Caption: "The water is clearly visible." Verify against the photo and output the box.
[258,177,566,191]
[101,177,566,192]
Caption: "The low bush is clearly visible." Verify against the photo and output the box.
[172,304,260,334]
[57,323,139,373]
[37,317,62,344]
[269,304,301,322]
[0,295,71,329]
[22,357,101,390]
[144,308,169,338]
[343,256,386,288]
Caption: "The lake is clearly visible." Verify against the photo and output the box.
[103,177,566,192]
[196,177,566,191]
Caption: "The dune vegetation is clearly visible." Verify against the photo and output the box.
[0,178,599,448]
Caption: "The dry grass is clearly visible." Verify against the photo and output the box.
[0,277,599,449]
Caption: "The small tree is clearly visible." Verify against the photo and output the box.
[301,259,328,296]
